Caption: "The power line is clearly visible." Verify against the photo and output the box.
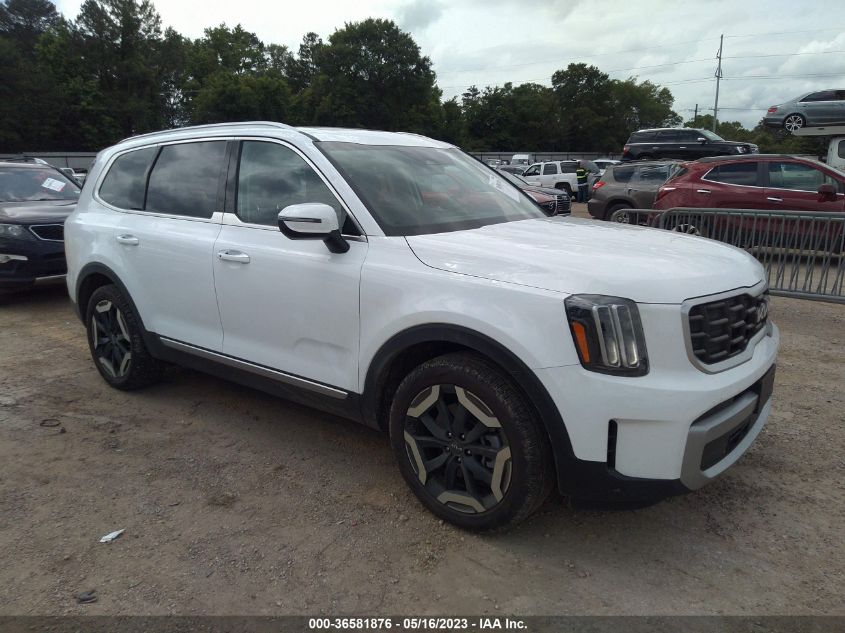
[722,72,845,80]
[725,26,845,39]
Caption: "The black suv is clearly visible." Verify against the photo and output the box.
[622,128,758,161]
[0,162,80,292]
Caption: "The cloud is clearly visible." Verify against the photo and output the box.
[397,0,445,31]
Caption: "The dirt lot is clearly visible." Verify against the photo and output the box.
[1,227,844,615]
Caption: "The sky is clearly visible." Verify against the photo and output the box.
[55,0,845,129]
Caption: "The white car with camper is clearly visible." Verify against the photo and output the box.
[64,122,779,530]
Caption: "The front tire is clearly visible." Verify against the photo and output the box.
[555,182,573,196]
[389,353,554,531]
[85,284,163,390]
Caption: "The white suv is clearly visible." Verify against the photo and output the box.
[65,122,779,530]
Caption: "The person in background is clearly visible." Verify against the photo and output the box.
[576,161,589,203]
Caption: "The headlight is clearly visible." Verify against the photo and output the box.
[0,223,31,239]
[565,295,649,376]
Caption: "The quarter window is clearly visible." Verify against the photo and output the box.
[705,163,758,186]
[767,162,834,192]
[236,141,344,228]
[542,163,558,175]
[145,141,227,218]
[99,147,158,210]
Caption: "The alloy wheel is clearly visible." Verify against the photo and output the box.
[90,299,132,378]
[403,385,512,514]
[672,223,701,235]
[784,115,805,132]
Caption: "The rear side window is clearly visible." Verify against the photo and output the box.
[801,91,837,102]
[628,131,654,143]
[145,141,227,218]
[635,164,671,183]
[705,163,758,186]
[838,140,845,159]
[99,147,158,210]
[542,163,558,175]
[559,163,577,173]
[609,166,635,183]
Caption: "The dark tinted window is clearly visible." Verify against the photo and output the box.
[679,130,703,142]
[542,163,558,175]
[99,147,157,209]
[801,90,837,102]
[145,141,226,218]
[839,140,845,159]
[656,130,682,141]
[635,164,673,183]
[609,165,635,183]
[237,141,344,227]
[705,162,758,186]
[0,166,81,202]
[559,163,577,173]
[629,131,656,143]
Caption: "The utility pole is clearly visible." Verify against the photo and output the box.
[713,34,723,132]
[694,103,699,126]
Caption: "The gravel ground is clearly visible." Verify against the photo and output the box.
[1,231,843,615]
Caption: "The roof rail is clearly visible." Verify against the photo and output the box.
[124,121,293,142]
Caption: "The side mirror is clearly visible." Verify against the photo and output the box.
[818,183,837,199]
[277,203,349,254]
[697,137,707,143]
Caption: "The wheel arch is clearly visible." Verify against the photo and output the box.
[75,263,146,334]
[361,323,577,483]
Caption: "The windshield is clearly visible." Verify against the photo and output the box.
[319,143,547,236]
[0,166,81,202]
[497,170,528,187]
[699,129,725,142]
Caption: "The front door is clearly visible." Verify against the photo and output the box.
[212,140,367,392]
[764,160,845,211]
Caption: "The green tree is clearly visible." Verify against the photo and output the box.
[305,18,440,133]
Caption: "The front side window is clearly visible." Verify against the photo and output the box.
[542,163,558,175]
[319,143,547,237]
[522,164,540,176]
[768,162,834,191]
[99,147,158,210]
[236,141,344,227]
[698,129,725,142]
[145,141,227,218]
[0,166,80,202]
[706,162,758,186]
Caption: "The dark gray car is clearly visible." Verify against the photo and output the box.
[764,89,845,132]
[587,161,681,221]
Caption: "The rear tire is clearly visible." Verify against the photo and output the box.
[783,114,805,133]
[606,202,633,223]
[85,284,164,390]
[389,353,554,531]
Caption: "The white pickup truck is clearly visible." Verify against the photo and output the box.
[521,160,600,195]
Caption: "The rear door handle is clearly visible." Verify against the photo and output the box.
[767,196,783,202]
[217,249,250,264]
[696,189,711,194]
[115,234,139,246]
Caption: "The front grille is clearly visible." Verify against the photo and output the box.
[29,223,65,241]
[688,292,768,365]
[553,194,570,214]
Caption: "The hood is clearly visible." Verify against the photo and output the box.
[523,184,570,198]
[0,199,76,224]
[406,217,764,304]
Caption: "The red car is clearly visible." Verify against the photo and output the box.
[654,154,845,212]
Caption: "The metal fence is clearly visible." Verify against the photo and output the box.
[607,207,845,304]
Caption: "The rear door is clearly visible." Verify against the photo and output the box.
[698,161,766,208]
[800,91,838,124]
[539,162,558,187]
[104,140,227,350]
[630,163,672,208]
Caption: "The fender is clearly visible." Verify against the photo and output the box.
[361,323,579,485]
[74,262,147,334]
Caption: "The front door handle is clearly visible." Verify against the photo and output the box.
[115,234,139,246]
[217,249,250,264]
[767,196,783,202]
[696,189,711,194]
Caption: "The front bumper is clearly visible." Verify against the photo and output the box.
[535,314,779,503]
[0,235,67,289]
